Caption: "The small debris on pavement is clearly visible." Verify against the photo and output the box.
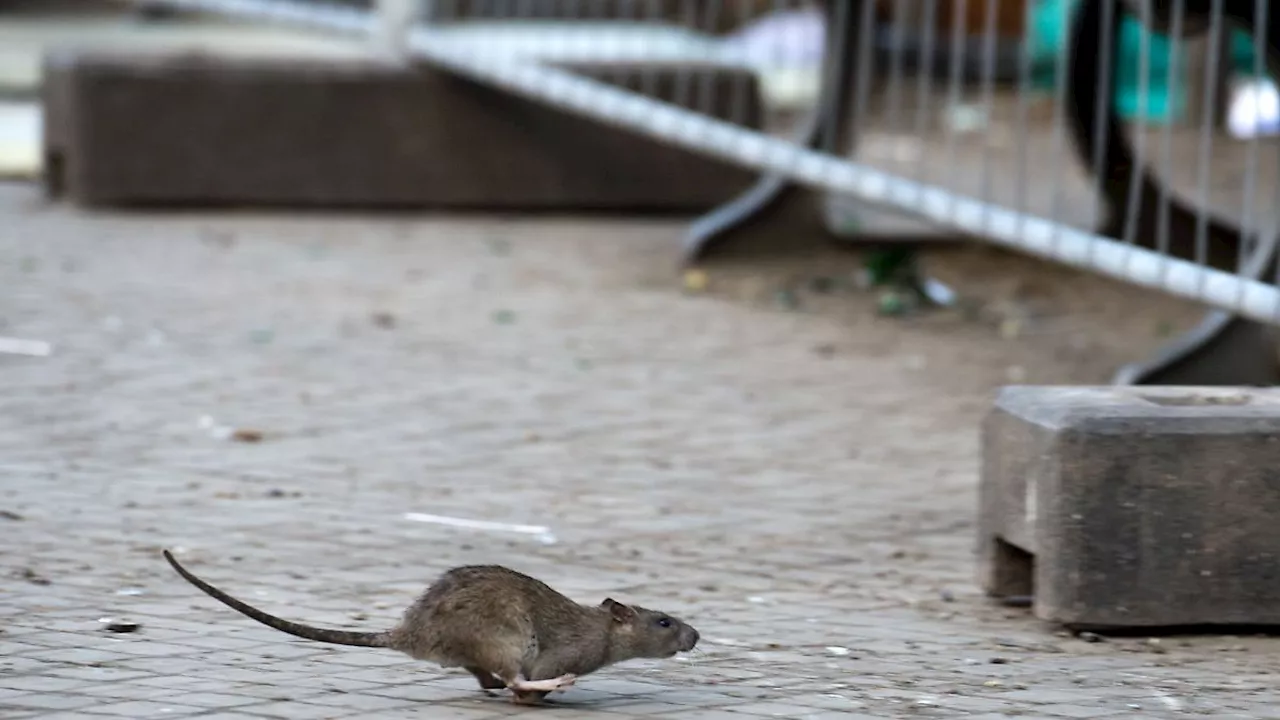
[18,567,50,585]
[1077,631,1104,643]
[0,510,23,521]
[403,512,557,545]
[807,276,837,294]
[230,428,265,443]
[705,637,752,648]
[876,289,914,316]
[1152,689,1184,711]
[199,415,234,440]
[485,237,512,256]
[994,637,1064,653]
[774,289,800,311]
[825,646,851,656]
[921,278,957,307]
[682,268,709,293]
[945,103,990,134]
[370,311,397,329]
[198,229,235,248]
[266,488,287,498]
[115,587,145,596]
[999,317,1024,339]
[864,135,924,163]
[98,618,140,634]
[0,336,52,357]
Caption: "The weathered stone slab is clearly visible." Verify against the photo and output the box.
[979,385,1280,630]
[42,48,762,210]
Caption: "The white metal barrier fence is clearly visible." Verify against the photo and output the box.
[130,0,1280,328]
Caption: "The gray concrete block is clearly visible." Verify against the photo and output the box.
[979,385,1280,630]
[42,48,762,210]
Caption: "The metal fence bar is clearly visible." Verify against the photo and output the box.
[126,0,1280,327]
[130,0,374,32]
[373,0,420,61]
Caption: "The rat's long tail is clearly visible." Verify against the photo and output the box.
[163,549,390,649]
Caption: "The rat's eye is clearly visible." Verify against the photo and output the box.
[657,618,672,628]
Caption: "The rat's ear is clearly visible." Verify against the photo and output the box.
[601,598,636,622]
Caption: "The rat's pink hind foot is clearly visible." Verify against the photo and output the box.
[510,689,549,705]
[510,674,576,693]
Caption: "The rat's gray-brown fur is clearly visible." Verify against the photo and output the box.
[163,550,699,704]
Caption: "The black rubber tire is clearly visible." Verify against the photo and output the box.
[1063,0,1280,270]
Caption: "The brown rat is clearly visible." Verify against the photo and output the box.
[162,549,699,704]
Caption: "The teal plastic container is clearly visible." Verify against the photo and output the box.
[1229,29,1273,78]
[1027,0,1184,124]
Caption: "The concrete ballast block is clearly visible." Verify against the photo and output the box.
[979,385,1280,629]
[42,49,762,210]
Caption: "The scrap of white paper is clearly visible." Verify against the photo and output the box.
[403,512,557,544]
[0,336,51,357]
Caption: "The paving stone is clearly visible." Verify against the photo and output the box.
[42,49,761,210]
[360,682,481,702]
[1038,704,1128,719]
[652,712,759,720]
[980,385,1280,629]
[247,698,399,718]
[4,714,109,720]
[5,693,102,712]
[81,699,207,717]
[3,187,1280,719]
[75,682,196,701]
[275,677,388,694]
[0,675,95,694]
[357,708,506,720]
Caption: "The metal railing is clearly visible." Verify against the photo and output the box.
[124,0,1280,336]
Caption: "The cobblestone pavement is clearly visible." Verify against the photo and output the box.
[3,182,1280,720]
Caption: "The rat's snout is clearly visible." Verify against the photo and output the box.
[680,627,700,652]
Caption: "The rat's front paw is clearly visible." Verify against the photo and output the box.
[551,674,576,692]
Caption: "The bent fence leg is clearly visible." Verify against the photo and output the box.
[682,0,866,262]
[1066,0,1280,386]
[1112,235,1280,386]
